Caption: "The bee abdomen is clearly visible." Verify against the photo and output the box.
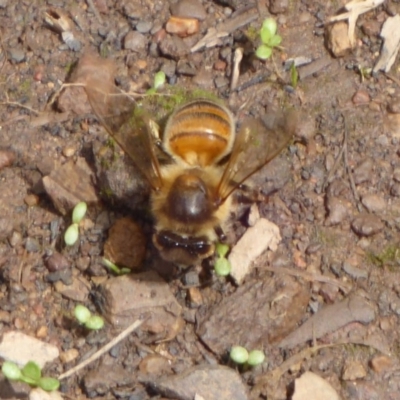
[164,99,234,166]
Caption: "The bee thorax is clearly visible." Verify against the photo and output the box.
[166,173,214,223]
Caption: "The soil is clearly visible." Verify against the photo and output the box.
[1,0,400,399]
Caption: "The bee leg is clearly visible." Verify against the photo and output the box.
[214,226,227,242]
[237,183,269,203]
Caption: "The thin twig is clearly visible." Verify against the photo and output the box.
[58,319,144,380]
[384,72,400,88]
[0,102,39,114]
[322,136,346,191]
[264,265,352,293]
[0,31,6,75]
[230,47,243,91]
[86,0,103,23]
[343,115,364,212]
[45,82,86,110]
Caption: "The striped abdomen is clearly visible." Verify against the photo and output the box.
[163,99,235,166]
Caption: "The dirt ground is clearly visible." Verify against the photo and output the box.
[1,0,400,399]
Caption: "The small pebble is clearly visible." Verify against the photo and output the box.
[393,169,400,183]
[62,146,76,157]
[9,48,26,63]
[352,89,370,105]
[390,183,400,197]
[214,60,227,71]
[188,287,203,307]
[351,213,384,237]
[370,355,393,374]
[124,31,147,52]
[25,237,40,253]
[45,252,70,272]
[269,0,289,14]
[361,194,386,213]
[136,21,153,33]
[388,99,400,114]
[0,149,15,170]
[342,360,367,380]
[60,348,79,364]
[135,59,147,71]
[170,0,206,20]
[36,326,48,339]
[353,159,373,184]
[24,194,39,206]
[165,16,199,37]
[14,317,25,330]
[9,231,22,247]
[161,59,177,78]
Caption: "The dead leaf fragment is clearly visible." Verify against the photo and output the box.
[373,15,400,73]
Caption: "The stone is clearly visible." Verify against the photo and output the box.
[0,331,59,368]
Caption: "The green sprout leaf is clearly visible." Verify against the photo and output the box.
[247,350,266,366]
[255,45,272,60]
[72,202,87,224]
[102,258,131,275]
[64,223,79,246]
[38,377,60,392]
[215,242,229,258]
[214,257,231,276]
[74,304,92,324]
[290,62,298,88]
[268,34,282,47]
[230,346,249,364]
[260,27,273,45]
[154,71,166,90]
[85,315,105,330]
[2,361,22,381]
[21,361,41,382]
[262,18,277,37]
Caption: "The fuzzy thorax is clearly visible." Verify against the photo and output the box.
[151,163,232,239]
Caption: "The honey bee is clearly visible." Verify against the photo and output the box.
[84,82,295,266]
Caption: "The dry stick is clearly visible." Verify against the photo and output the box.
[230,47,243,91]
[58,319,144,380]
[0,32,6,75]
[252,338,387,398]
[385,72,400,87]
[322,124,346,191]
[45,82,86,110]
[0,92,40,115]
[86,0,103,23]
[343,115,364,212]
[264,265,352,293]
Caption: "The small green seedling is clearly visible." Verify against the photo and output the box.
[2,361,60,392]
[247,350,265,366]
[255,18,282,60]
[74,305,105,330]
[214,243,231,276]
[290,62,299,88]
[102,257,131,275]
[64,202,88,246]
[230,346,266,368]
[230,346,249,364]
[357,64,372,82]
[146,71,166,95]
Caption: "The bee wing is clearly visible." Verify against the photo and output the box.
[85,85,163,190]
[216,110,297,202]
